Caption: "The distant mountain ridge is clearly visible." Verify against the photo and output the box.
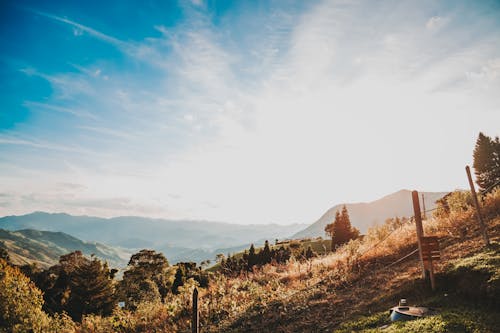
[293,189,448,239]
[0,212,306,264]
[0,228,131,269]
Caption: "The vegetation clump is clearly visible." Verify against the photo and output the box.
[325,205,360,250]
[473,132,500,192]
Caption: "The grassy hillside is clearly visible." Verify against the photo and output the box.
[2,189,499,332]
[0,229,130,269]
[203,190,500,332]
[334,243,500,332]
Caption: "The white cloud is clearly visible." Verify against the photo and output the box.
[29,9,125,47]
[426,16,449,31]
[4,1,500,224]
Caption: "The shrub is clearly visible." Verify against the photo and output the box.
[0,258,50,333]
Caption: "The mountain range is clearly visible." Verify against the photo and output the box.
[0,212,306,265]
[0,189,448,267]
[293,189,448,239]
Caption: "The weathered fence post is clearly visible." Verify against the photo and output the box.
[412,190,429,280]
[192,288,199,333]
[465,165,490,246]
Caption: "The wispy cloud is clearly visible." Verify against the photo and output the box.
[0,135,95,155]
[23,101,99,120]
[2,0,500,223]
[78,125,137,140]
[27,8,126,48]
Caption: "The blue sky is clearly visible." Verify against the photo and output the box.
[1,0,500,224]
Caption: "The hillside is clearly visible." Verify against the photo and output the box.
[2,189,499,333]
[293,189,448,239]
[0,229,130,269]
[205,193,500,332]
[0,212,306,264]
[218,222,500,332]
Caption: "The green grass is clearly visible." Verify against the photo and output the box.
[449,242,500,283]
[333,242,500,333]
[333,298,498,333]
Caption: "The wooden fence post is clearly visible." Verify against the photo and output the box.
[412,190,429,280]
[192,288,199,333]
[465,166,490,246]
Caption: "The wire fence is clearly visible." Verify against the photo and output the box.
[278,205,441,302]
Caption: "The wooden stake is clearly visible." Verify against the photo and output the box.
[428,256,435,291]
[192,288,199,333]
[465,166,490,246]
[412,190,429,280]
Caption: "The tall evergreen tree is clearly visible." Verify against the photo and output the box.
[66,257,116,321]
[260,240,272,265]
[247,244,257,269]
[325,206,359,250]
[325,210,341,251]
[33,251,116,321]
[473,132,500,191]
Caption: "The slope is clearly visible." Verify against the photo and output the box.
[206,190,500,332]
[0,229,131,269]
[224,230,500,333]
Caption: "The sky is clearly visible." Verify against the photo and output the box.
[1,0,499,225]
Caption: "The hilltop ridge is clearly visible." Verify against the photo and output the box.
[293,189,448,238]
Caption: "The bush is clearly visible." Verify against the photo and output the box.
[0,258,50,332]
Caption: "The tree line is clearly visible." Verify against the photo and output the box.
[9,249,208,321]
[220,240,317,276]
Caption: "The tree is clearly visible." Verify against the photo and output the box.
[33,251,116,321]
[247,244,258,270]
[325,210,338,250]
[325,206,359,250]
[171,266,185,295]
[65,256,116,321]
[118,249,174,309]
[0,258,51,332]
[473,132,500,191]
[259,240,272,265]
[0,246,9,262]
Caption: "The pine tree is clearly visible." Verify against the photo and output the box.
[171,267,184,294]
[473,132,500,191]
[66,257,116,321]
[326,206,359,250]
[248,244,257,270]
[325,210,341,251]
[260,240,272,265]
[32,251,116,321]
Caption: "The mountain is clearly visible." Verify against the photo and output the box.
[0,212,307,264]
[293,189,448,239]
[0,228,131,269]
